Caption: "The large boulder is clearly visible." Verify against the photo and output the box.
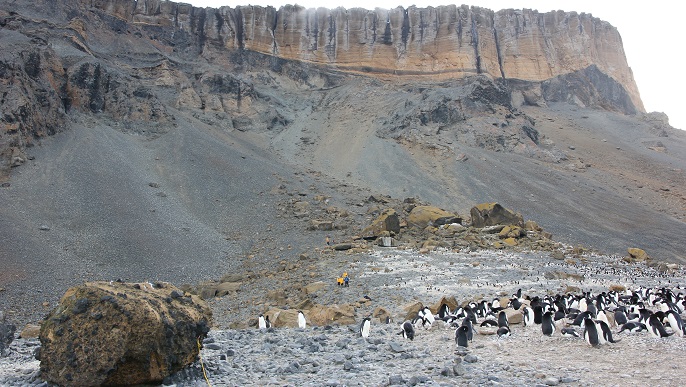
[39,281,212,387]
[470,203,523,228]
[307,304,356,326]
[407,206,461,229]
[624,247,650,263]
[361,208,401,238]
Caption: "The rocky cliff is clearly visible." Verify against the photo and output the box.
[75,1,643,110]
[0,0,645,178]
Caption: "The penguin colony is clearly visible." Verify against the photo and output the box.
[257,286,685,348]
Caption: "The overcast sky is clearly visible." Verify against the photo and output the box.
[184,1,685,130]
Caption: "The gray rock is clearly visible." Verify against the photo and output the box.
[343,361,353,371]
[560,376,577,383]
[441,367,454,376]
[545,377,560,386]
[464,354,478,363]
[389,341,405,353]
[389,374,405,385]
[453,364,467,376]
[225,349,235,357]
[488,375,501,382]
[204,343,221,350]
[0,318,17,357]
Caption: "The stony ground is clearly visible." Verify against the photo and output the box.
[2,247,684,386]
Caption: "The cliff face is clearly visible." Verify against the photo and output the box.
[88,1,642,112]
[0,0,647,178]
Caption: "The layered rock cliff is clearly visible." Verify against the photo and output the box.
[0,0,646,177]
[71,1,642,111]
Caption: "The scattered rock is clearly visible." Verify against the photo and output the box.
[408,206,460,229]
[463,354,478,363]
[361,208,400,237]
[19,324,40,339]
[624,247,650,262]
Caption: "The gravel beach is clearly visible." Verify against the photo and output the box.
[2,248,684,386]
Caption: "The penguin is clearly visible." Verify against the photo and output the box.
[498,311,509,328]
[359,316,371,339]
[596,310,610,327]
[541,311,556,336]
[561,327,579,338]
[437,303,451,319]
[497,326,511,337]
[422,306,435,327]
[399,321,415,340]
[614,308,628,326]
[618,322,647,333]
[533,305,544,325]
[665,310,684,337]
[522,306,534,327]
[297,310,307,329]
[648,314,673,338]
[510,298,522,311]
[461,317,475,341]
[480,319,498,327]
[265,315,272,328]
[583,318,601,347]
[455,326,469,347]
[571,311,593,326]
[258,314,267,329]
[597,320,620,343]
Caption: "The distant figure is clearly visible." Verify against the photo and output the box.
[337,277,344,286]
[298,310,307,329]
[326,236,331,245]
[344,273,349,287]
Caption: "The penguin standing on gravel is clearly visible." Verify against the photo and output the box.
[522,306,534,327]
[497,311,511,337]
[665,310,684,337]
[297,310,307,329]
[597,320,620,343]
[561,327,580,338]
[648,314,672,338]
[258,314,267,329]
[400,321,415,340]
[541,311,556,336]
[583,318,601,347]
[456,326,469,347]
[265,315,272,328]
[359,316,371,339]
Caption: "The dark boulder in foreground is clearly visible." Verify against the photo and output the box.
[39,281,212,386]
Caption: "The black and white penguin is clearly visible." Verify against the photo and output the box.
[297,310,307,329]
[597,320,620,343]
[583,318,601,347]
[665,310,684,338]
[648,314,673,338]
[400,321,415,340]
[258,314,267,329]
[497,326,511,337]
[533,305,544,325]
[456,326,469,347]
[437,303,451,319]
[359,316,371,338]
[480,319,498,327]
[422,306,436,327]
[461,317,475,342]
[522,306,534,327]
[561,327,579,338]
[510,298,523,311]
[618,322,647,333]
[614,308,628,326]
[596,310,610,327]
[541,311,556,336]
[498,311,509,329]
[265,315,272,328]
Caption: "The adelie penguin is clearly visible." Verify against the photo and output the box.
[297,310,307,329]
[522,306,534,327]
[583,318,601,347]
[258,314,267,329]
[456,325,470,347]
[561,327,580,338]
[359,316,371,339]
[648,314,673,338]
[618,322,647,333]
[665,310,684,337]
[597,320,620,343]
[399,321,415,341]
[541,311,556,336]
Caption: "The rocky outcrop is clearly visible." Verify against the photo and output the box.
[408,206,461,229]
[0,311,16,357]
[470,203,524,228]
[361,208,400,238]
[38,281,212,387]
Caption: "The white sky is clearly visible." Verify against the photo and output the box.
[185,1,685,130]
